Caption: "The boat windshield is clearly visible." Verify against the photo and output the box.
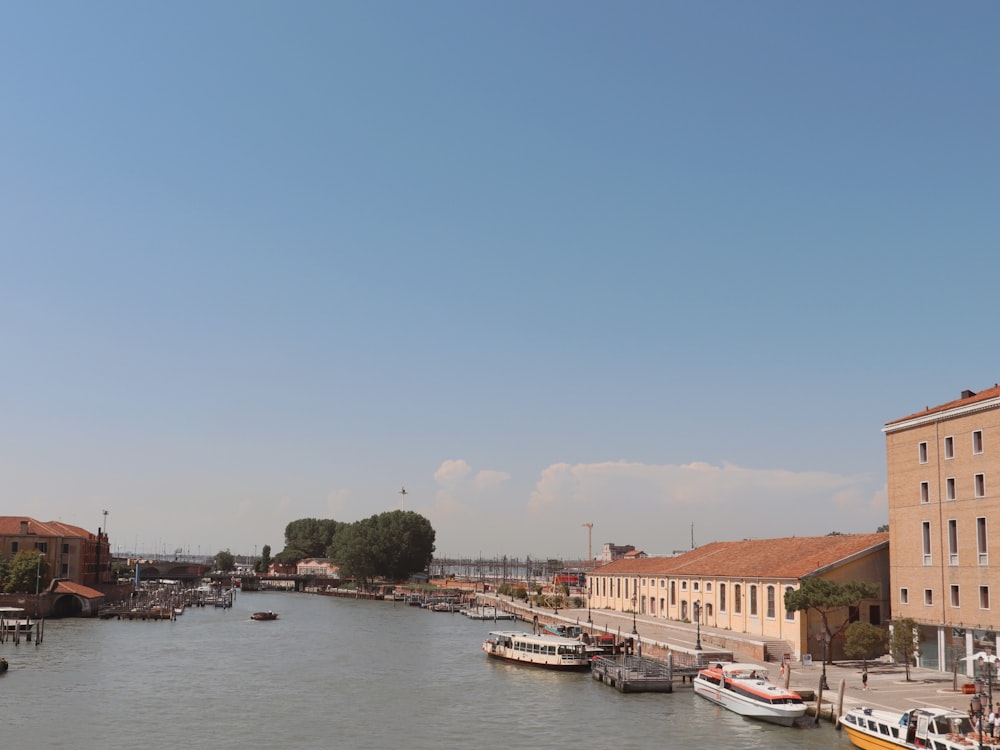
[932,715,974,735]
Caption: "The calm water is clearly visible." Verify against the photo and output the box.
[2,591,856,749]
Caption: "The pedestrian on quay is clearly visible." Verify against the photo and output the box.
[862,668,869,691]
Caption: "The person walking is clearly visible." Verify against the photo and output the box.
[862,667,869,691]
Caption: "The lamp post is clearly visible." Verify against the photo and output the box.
[631,594,637,635]
[971,694,985,750]
[35,552,46,617]
[977,650,996,741]
[693,600,702,650]
[820,632,831,691]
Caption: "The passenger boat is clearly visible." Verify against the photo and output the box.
[482,630,592,670]
[839,705,999,750]
[250,611,278,621]
[692,662,807,726]
[0,607,33,636]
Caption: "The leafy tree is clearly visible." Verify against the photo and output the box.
[254,544,272,574]
[784,579,880,664]
[328,511,435,585]
[214,549,235,572]
[844,621,887,671]
[4,549,48,594]
[876,523,889,533]
[890,617,923,681]
[280,518,344,562]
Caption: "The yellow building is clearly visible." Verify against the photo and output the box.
[884,384,1000,671]
[587,533,889,662]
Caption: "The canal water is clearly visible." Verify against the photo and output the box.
[2,591,856,749]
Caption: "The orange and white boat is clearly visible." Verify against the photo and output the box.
[693,662,807,726]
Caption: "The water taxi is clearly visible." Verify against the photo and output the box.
[0,607,33,637]
[692,662,807,726]
[839,706,999,750]
[482,630,592,670]
[251,611,279,621]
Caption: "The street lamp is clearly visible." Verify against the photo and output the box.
[631,594,637,635]
[693,600,702,650]
[35,552,46,617]
[970,694,985,750]
[820,632,831,691]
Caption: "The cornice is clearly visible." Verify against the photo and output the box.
[883,397,1000,434]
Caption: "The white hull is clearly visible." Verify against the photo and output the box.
[693,663,807,727]
[482,631,591,670]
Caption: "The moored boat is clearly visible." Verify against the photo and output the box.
[251,611,278,621]
[839,705,999,750]
[692,662,807,726]
[481,630,592,670]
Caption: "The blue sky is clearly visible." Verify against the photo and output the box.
[3,2,999,562]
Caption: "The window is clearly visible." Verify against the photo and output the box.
[681,581,687,591]
[919,441,928,463]
[719,583,726,613]
[10,541,17,554]
[948,519,959,565]
[981,586,991,610]
[922,522,932,564]
[976,473,986,498]
[924,589,933,606]
[706,582,712,593]
[785,586,795,620]
[35,542,47,553]
[61,543,69,554]
[974,430,984,454]
[945,436,955,459]
[900,588,909,605]
[749,585,758,617]
[920,481,930,503]
[734,584,742,614]
[670,580,675,606]
[951,585,960,607]
[766,585,776,619]
[693,581,699,591]
[979,517,989,565]
[947,477,956,501]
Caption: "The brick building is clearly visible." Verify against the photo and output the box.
[0,516,112,587]
[587,533,889,662]
[884,384,1000,671]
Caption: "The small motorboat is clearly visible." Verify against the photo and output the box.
[250,611,278,621]
[0,657,8,672]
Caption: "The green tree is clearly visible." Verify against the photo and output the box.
[328,511,435,585]
[784,579,880,664]
[890,617,923,682]
[280,518,344,561]
[254,544,272,574]
[4,549,48,594]
[844,621,887,671]
[876,523,889,533]
[214,549,235,572]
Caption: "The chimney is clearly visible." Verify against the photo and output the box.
[20,520,28,534]
[962,389,976,400]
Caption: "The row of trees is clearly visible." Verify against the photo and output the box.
[262,511,436,584]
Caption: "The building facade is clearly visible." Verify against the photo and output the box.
[0,516,112,587]
[587,533,889,662]
[885,384,1000,672]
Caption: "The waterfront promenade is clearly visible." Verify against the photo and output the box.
[480,594,976,719]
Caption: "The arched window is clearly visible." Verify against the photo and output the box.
[719,583,727,613]
[766,585,776,619]
[785,586,796,620]
[734,584,742,614]
[750,585,758,616]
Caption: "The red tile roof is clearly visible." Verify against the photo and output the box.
[589,533,888,580]
[0,516,97,539]
[886,384,1000,426]
[52,580,105,599]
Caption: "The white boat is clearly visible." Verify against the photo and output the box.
[692,662,807,726]
[481,630,592,670]
[839,705,999,750]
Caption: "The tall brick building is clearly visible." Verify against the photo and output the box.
[0,516,112,587]
[884,384,1000,671]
